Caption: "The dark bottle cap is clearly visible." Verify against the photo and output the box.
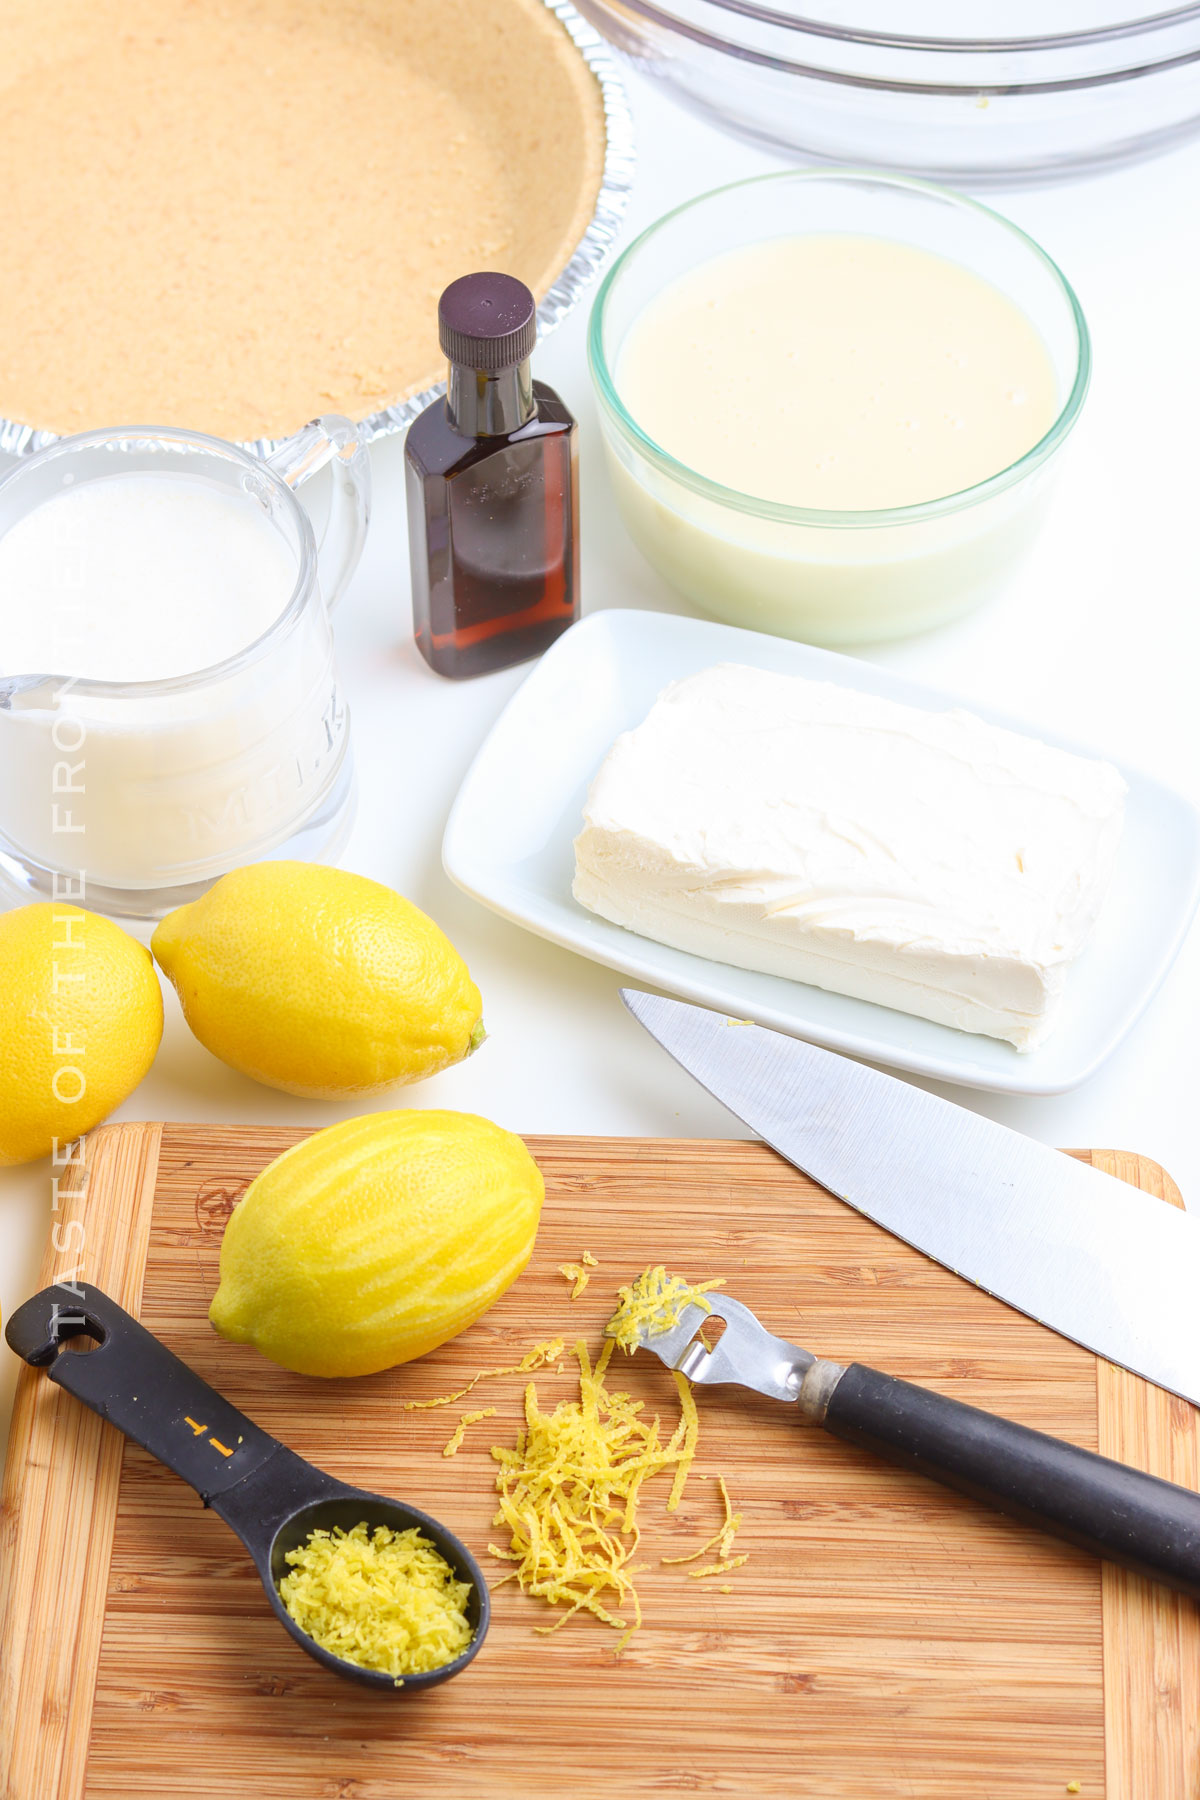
[439,272,538,373]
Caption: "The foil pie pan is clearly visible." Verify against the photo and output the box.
[0,0,635,462]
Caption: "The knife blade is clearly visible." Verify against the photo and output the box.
[621,989,1200,1407]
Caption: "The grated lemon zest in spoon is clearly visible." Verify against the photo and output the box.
[279,1522,472,1678]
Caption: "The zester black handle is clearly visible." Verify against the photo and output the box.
[4,1283,282,1504]
[823,1362,1200,1600]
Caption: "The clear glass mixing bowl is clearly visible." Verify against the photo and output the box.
[575,0,1200,182]
[588,170,1090,646]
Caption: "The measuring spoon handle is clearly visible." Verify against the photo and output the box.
[5,1283,283,1504]
[819,1361,1200,1601]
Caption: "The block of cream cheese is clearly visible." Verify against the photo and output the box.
[572,665,1127,1050]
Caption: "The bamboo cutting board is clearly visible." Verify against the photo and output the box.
[1,1124,1197,1800]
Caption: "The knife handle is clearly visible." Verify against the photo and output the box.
[818,1362,1200,1601]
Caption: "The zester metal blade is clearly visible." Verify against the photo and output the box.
[621,990,1200,1407]
[612,1292,814,1402]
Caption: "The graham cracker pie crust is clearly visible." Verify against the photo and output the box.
[0,0,605,442]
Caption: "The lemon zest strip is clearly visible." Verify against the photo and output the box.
[688,1555,748,1580]
[402,1338,565,1411]
[663,1472,745,1576]
[442,1407,498,1457]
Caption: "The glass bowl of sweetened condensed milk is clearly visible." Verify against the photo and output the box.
[0,421,370,920]
[588,170,1088,645]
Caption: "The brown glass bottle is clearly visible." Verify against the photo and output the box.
[405,272,579,679]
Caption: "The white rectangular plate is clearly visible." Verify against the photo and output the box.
[443,609,1200,1095]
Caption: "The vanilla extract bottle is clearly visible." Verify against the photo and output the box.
[405,272,579,679]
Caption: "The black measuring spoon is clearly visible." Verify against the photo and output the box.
[5,1282,490,1691]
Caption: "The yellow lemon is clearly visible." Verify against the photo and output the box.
[152,862,483,1099]
[0,903,163,1167]
[209,1109,543,1377]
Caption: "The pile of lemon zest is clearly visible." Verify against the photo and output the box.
[401,1338,566,1411]
[605,1265,724,1353]
[582,1250,599,1266]
[487,1337,698,1652]
[558,1262,591,1300]
[278,1522,473,1678]
[442,1406,498,1457]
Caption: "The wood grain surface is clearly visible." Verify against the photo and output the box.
[1,1124,1196,1800]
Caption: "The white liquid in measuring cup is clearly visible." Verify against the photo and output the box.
[0,470,347,899]
[0,474,297,681]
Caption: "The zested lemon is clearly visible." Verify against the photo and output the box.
[209,1110,543,1377]
[152,862,483,1099]
[0,902,162,1166]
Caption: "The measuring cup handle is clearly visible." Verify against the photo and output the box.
[265,414,372,612]
[4,1283,282,1504]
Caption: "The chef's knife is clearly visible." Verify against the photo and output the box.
[620,989,1200,1407]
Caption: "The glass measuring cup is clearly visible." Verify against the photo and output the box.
[0,418,370,920]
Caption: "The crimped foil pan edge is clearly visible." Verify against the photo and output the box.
[0,0,636,462]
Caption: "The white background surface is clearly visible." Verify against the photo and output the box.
[2,70,1198,1463]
